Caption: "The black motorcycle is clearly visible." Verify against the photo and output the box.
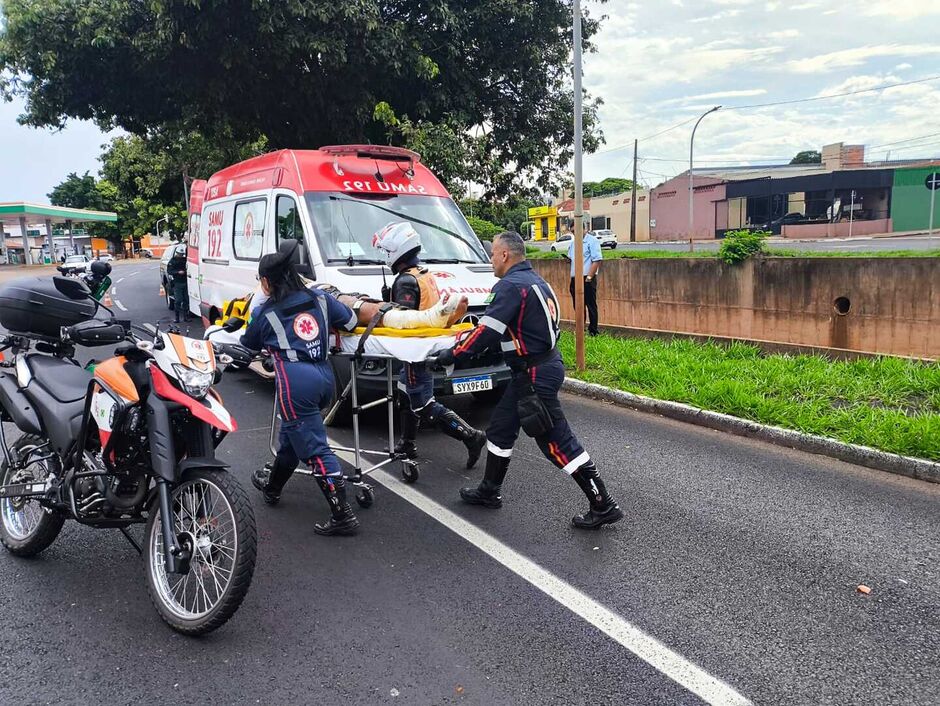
[0,275,256,635]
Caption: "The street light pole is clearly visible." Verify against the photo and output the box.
[573,0,585,370]
[689,105,720,249]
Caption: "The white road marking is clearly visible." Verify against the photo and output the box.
[327,441,751,705]
[117,277,125,284]
[129,271,139,276]
[111,287,117,296]
[114,299,127,311]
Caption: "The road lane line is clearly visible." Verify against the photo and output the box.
[129,271,139,276]
[327,443,751,705]
[117,277,125,284]
[114,299,127,311]
[111,287,117,296]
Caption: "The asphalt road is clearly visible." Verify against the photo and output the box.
[528,234,940,253]
[0,261,937,705]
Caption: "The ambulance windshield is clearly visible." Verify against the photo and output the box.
[306,193,488,265]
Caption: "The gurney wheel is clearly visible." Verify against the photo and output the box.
[401,461,419,484]
[356,487,374,508]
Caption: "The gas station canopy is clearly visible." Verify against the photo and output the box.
[0,202,117,265]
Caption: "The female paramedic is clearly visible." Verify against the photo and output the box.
[372,222,486,469]
[242,240,362,536]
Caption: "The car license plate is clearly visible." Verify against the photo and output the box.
[451,375,493,395]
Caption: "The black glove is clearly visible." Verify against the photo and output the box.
[429,348,455,371]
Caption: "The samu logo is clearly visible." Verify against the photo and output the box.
[293,313,320,341]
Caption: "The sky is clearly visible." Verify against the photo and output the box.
[1,0,939,201]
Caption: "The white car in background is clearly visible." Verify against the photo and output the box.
[590,229,619,249]
[97,253,114,263]
[58,254,90,275]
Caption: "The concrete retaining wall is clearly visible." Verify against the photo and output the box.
[531,257,939,359]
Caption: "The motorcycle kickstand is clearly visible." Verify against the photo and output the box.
[119,526,142,555]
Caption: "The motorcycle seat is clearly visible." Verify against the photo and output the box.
[27,355,92,403]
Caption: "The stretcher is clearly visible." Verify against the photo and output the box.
[267,327,469,508]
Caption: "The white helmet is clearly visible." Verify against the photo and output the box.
[372,221,421,268]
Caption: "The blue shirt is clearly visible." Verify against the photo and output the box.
[567,233,602,277]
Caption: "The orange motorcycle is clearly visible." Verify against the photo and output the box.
[0,275,256,635]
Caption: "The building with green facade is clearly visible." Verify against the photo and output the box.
[892,166,940,232]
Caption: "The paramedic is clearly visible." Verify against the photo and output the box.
[243,240,361,536]
[432,231,623,529]
[372,222,486,469]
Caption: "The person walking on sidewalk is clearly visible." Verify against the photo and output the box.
[432,231,623,529]
[372,221,486,469]
[566,229,602,336]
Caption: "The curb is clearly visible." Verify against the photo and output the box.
[561,377,940,484]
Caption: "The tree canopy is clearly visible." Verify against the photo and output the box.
[789,150,822,165]
[581,177,636,198]
[1,0,605,198]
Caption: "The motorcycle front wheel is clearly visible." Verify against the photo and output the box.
[144,468,257,635]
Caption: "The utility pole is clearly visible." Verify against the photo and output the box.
[630,139,638,242]
[689,105,721,252]
[573,0,585,370]
[849,189,855,238]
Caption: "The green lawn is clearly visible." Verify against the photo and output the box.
[526,248,940,260]
[557,332,940,461]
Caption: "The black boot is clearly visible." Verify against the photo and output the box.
[313,477,360,536]
[435,409,486,469]
[250,456,296,506]
[570,462,624,529]
[459,451,509,508]
[393,409,419,459]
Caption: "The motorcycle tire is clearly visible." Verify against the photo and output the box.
[0,434,65,557]
[144,468,257,636]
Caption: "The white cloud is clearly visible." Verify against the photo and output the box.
[690,9,740,23]
[767,29,799,39]
[789,2,818,9]
[895,63,913,70]
[660,89,768,106]
[861,1,940,20]
[786,44,940,73]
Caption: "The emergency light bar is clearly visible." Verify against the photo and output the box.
[320,145,422,164]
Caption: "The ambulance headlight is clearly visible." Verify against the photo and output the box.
[172,364,214,399]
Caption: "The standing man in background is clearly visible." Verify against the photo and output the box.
[167,244,190,323]
[567,228,602,337]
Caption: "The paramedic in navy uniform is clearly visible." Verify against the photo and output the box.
[432,232,623,529]
[243,240,361,536]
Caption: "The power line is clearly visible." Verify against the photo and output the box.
[869,131,940,149]
[724,74,940,111]
[591,117,697,156]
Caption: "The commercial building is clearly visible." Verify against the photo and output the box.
[0,202,117,264]
[648,143,940,241]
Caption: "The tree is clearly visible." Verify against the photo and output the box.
[581,177,636,198]
[48,171,121,242]
[790,150,822,165]
[465,215,503,241]
[0,0,604,198]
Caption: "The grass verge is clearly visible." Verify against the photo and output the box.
[557,332,940,461]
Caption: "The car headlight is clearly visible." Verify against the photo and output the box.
[171,364,214,399]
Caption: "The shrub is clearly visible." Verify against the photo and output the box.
[465,215,502,241]
[718,229,770,265]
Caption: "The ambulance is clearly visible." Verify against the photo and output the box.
[190,145,510,407]
[186,178,207,317]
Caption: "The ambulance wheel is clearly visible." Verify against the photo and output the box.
[355,487,374,508]
[401,461,419,484]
